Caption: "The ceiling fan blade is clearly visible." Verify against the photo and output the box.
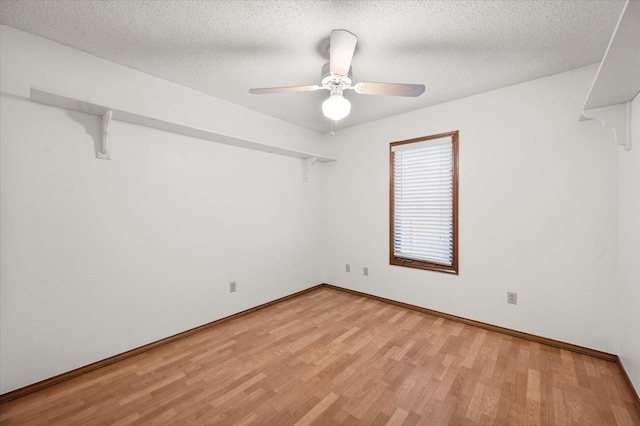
[354,82,425,97]
[249,85,322,94]
[329,29,357,76]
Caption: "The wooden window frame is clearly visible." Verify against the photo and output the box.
[389,130,459,275]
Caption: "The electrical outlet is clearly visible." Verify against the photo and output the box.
[346,264,350,272]
[507,292,517,305]
[364,267,369,276]
[230,281,236,293]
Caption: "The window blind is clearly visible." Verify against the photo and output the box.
[392,136,454,266]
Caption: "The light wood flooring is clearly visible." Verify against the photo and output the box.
[1,286,639,425]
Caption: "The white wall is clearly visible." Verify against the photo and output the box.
[618,93,640,393]
[0,26,326,393]
[321,65,620,354]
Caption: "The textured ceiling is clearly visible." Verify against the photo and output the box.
[0,0,625,134]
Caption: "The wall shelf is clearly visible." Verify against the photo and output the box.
[580,0,639,151]
[29,87,336,166]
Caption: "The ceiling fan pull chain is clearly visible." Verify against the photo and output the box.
[331,119,337,136]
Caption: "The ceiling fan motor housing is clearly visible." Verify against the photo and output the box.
[321,63,352,92]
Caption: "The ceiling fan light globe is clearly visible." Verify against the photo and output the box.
[322,94,351,121]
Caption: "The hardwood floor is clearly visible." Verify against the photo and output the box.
[1,287,638,425]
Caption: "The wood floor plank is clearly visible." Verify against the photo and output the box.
[292,392,339,426]
[1,287,638,425]
[386,406,409,425]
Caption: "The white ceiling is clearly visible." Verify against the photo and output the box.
[0,0,626,134]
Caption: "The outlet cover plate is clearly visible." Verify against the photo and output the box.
[507,292,517,305]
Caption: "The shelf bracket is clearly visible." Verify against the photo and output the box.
[301,156,318,182]
[581,102,632,151]
[97,109,113,160]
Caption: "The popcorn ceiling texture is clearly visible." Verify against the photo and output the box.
[0,0,625,133]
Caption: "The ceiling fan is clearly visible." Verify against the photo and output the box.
[249,29,425,121]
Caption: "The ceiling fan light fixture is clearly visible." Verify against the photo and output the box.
[322,93,351,121]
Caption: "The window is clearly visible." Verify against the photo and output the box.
[390,131,459,274]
